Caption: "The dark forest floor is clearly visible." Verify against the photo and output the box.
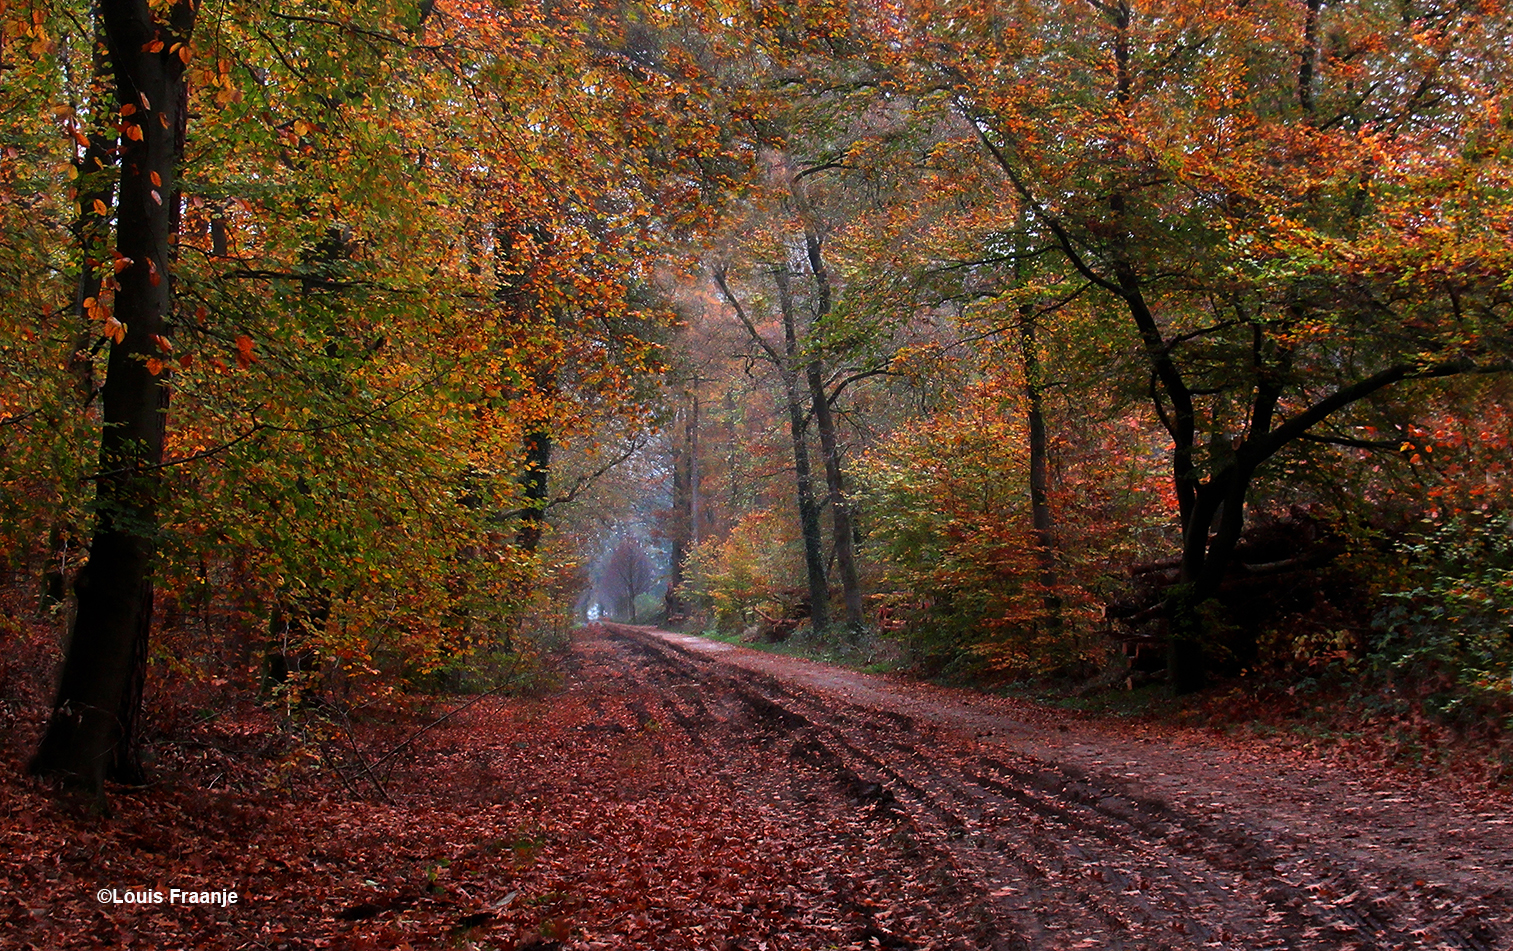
[2,623,1510,949]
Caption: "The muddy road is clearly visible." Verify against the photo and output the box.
[590,623,1510,950]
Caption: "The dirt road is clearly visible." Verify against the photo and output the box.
[10,621,1507,949]
[591,623,1510,950]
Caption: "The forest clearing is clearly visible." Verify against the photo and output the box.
[4,0,1513,948]
[3,622,1509,950]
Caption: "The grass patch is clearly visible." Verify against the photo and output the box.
[697,625,911,674]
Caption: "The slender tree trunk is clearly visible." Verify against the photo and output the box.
[665,396,695,618]
[689,395,701,547]
[804,360,862,629]
[784,386,828,631]
[1019,303,1060,622]
[713,264,830,631]
[774,271,830,632]
[795,220,863,630]
[31,0,196,795]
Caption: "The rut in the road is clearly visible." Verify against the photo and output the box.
[599,625,1504,951]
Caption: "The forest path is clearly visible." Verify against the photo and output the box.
[8,622,1510,950]
[596,622,1511,950]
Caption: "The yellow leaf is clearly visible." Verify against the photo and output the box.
[66,164,78,181]
[92,198,108,216]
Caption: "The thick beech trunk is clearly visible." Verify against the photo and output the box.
[31,0,194,794]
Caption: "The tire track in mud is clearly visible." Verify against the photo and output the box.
[573,626,1004,948]
[597,624,1506,951]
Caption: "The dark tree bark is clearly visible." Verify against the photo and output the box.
[774,271,831,633]
[795,221,864,632]
[1019,302,1061,625]
[31,0,196,795]
[517,430,552,552]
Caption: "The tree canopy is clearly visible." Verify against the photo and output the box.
[2,0,1510,795]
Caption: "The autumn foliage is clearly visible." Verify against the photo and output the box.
[1,0,1511,809]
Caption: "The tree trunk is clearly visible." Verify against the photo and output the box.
[664,396,696,619]
[517,429,552,552]
[31,0,196,795]
[805,360,863,630]
[774,271,830,632]
[793,192,864,631]
[1019,303,1061,625]
[689,396,701,547]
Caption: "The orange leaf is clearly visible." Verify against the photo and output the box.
[125,124,144,141]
